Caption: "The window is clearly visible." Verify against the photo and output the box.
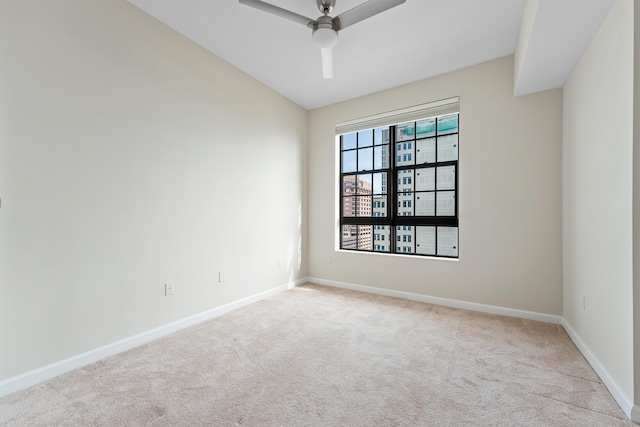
[337,98,459,258]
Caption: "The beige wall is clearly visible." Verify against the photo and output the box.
[563,0,634,401]
[0,0,307,381]
[308,56,563,315]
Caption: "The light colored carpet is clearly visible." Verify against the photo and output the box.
[0,283,633,426]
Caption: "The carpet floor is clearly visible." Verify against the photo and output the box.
[0,283,633,426]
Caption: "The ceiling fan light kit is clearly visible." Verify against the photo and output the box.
[312,21,338,49]
[239,0,406,79]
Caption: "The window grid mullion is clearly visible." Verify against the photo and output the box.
[434,123,439,254]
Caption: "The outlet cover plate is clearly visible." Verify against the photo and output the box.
[165,283,174,296]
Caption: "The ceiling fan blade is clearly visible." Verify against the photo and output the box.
[332,0,406,31]
[320,47,334,79]
[239,0,316,27]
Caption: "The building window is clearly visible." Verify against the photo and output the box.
[338,99,459,258]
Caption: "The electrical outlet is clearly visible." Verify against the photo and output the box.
[218,271,226,283]
[327,255,332,264]
[165,283,174,296]
[582,294,586,311]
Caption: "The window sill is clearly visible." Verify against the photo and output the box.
[335,249,459,262]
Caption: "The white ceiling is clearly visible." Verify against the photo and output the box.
[127,0,617,110]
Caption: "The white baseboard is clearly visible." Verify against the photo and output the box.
[2,277,635,423]
[631,406,640,423]
[307,277,636,422]
[561,318,635,422]
[307,277,563,324]
[0,278,306,399]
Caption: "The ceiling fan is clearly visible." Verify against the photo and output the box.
[238,0,406,78]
